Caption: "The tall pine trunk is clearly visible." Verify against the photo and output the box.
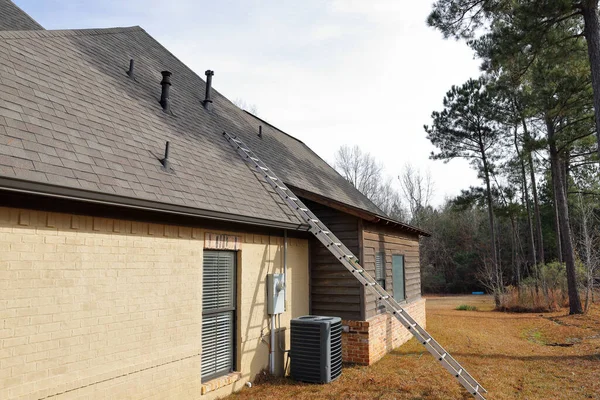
[522,119,545,266]
[481,150,500,307]
[546,118,583,314]
[582,0,600,160]
[515,125,537,270]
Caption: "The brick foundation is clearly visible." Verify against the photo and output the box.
[342,297,426,365]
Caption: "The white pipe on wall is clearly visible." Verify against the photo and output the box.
[269,315,275,375]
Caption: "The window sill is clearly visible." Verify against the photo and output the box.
[201,372,242,395]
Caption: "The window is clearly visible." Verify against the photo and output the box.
[202,251,236,382]
[375,252,385,289]
[392,255,405,301]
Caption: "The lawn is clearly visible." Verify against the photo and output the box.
[228,295,600,399]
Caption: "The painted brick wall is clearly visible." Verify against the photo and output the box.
[0,206,309,400]
[342,297,426,365]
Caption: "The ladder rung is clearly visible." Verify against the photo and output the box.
[232,138,241,143]
[241,148,250,152]
[278,187,288,191]
[268,176,278,181]
[456,368,463,378]
[310,219,319,222]
[259,166,268,171]
[299,208,308,212]
[365,282,376,286]
[439,353,447,361]
[320,230,330,234]
[288,197,298,201]
[250,157,259,161]
[423,338,432,345]
[380,296,389,300]
[352,269,364,273]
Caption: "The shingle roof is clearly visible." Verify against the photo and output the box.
[0,0,43,31]
[239,111,387,216]
[0,22,411,231]
[0,26,302,227]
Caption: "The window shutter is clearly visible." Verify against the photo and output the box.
[375,252,385,289]
[202,251,236,381]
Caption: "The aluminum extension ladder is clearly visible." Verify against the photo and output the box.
[223,131,487,399]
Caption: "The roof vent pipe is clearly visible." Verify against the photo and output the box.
[160,141,170,170]
[160,71,172,113]
[126,59,135,79]
[258,125,263,138]
[203,70,214,110]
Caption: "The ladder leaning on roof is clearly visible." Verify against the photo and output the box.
[222,131,488,399]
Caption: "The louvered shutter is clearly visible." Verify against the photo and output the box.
[202,251,236,381]
[375,252,385,289]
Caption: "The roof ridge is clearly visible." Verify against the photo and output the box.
[242,110,390,218]
[0,25,143,40]
[242,110,306,146]
[0,0,44,31]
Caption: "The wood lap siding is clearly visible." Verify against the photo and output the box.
[305,199,362,321]
[362,222,421,319]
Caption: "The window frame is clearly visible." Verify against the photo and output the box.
[201,250,237,383]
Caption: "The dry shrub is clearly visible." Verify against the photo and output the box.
[497,285,569,312]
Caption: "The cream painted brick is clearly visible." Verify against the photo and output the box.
[0,207,309,400]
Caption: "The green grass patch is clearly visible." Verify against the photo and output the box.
[455,304,477,311]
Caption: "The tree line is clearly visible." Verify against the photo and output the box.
[335,0,600,315]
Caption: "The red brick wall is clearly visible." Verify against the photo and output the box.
[342,298,426,365]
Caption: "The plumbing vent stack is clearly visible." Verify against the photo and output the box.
[160,71,172,112]
[203,70,214,110]
[127,59,135,78]
[161,141,170,170]
[258,125,262,138]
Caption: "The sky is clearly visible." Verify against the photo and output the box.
[18,0,483,206]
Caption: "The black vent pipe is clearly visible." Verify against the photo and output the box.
[127,59,135,78]
[161,141,170,169]
[160,71,172,112]
[203,70,214,110]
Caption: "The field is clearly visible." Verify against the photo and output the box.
[228,295,600,399]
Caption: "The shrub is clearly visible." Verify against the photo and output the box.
[456,304,477,311]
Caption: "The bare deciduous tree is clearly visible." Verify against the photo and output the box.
[399,163,434,226]
[233,98,258,115]
[372,178,406,222]
[334,145,384,201]
[574,193,600,311]
[334,145,406,222]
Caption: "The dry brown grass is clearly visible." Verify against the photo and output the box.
[497,286,571,313]
[228,296,600,400]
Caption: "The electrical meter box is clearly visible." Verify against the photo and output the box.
[267,273,285,315]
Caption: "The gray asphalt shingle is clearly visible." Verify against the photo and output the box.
[0,12,396,227]
[0,0,43,31]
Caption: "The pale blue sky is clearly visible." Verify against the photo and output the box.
[17,0,482,205]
